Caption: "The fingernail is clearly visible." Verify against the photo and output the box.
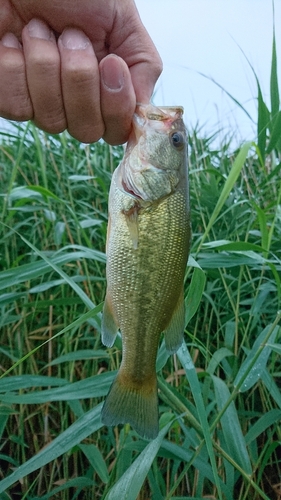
[27,19,52,40]
[1,33,22,49]
[101,55,124,91]
[60,28,90,50]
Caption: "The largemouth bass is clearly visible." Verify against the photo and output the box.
[101,103,191,439]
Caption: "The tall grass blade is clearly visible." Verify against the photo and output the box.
[270,25,279,121]
[200,142,252,246]
[177,342,223,499]
[31,478,96,500]
[266,110,281,154]
[257,82,270,164]
[1,372,114,404]
[195,71,253,122]
[234,323,280,392]
[162,441,233,499]
[0,246,105,291]
[19,233,96,309]
[78,444,109,483]
[47,349,109,366]
[0,375,68,392]
[266,343,281,355]
[245,409,281,445]
[212,376,252,474]
[104,422,172,500]
[261,369,281,409]
[252,202,269,253]
[185,258,206,325]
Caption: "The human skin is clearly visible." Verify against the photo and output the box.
[0,0,162,144]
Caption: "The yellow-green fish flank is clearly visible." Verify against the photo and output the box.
[101,103,191,439]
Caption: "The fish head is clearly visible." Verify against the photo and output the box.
[119,104,188,202]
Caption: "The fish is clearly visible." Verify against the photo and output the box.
[101,103,191,439]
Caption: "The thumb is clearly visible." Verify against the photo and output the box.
[110,2,162,103]
[130,54,162,104]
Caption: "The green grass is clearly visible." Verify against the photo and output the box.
[0,31,281,500]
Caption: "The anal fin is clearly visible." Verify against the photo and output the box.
[164,287,185,353]
[101,293,119,347]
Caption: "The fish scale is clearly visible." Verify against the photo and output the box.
[101,103,191,439]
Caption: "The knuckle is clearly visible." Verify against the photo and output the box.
[64,62,96,87]
[27,53,59,76]
[0,49,24,72]
[69,73,93,90]
[0,49,32,120]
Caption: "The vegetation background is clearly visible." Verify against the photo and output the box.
[0,27,281,500]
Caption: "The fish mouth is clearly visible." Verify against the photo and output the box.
[135,103,184,119]
[128,103,184,149]
[134,103,184,136]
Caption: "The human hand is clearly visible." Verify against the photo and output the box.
[0,0,162,144]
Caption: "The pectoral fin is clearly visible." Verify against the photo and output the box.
[164,288,185,353]
[101,293,119,347]
[124,207,139,249]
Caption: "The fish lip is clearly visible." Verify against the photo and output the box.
[134,103,184,128]
[135,103,184,120]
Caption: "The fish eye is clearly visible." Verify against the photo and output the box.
[170,131,185,150]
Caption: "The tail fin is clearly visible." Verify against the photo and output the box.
[101,371,159,440]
